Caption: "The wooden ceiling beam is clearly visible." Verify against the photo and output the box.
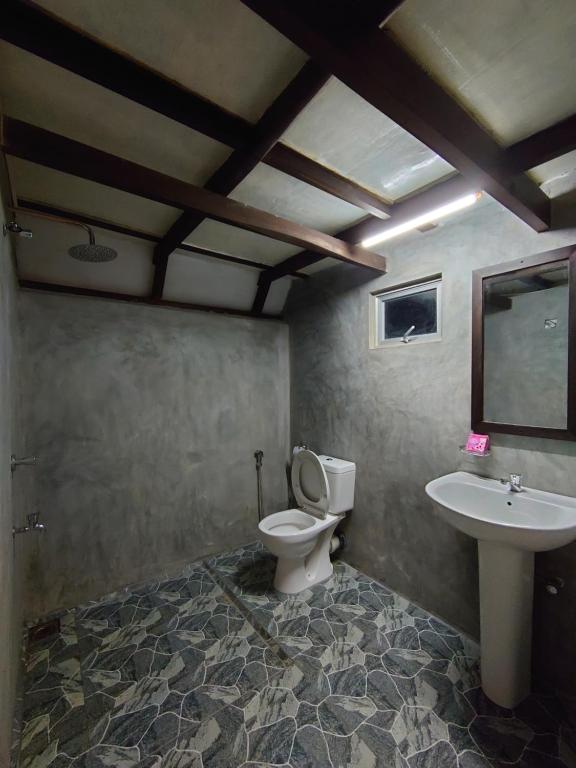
[254,105,576,309]
[252,277,273,316]
[239,0,550,233]
[506,113,576,173]
[19,280,283,320]
[262,176,475,287]
[265,144,391,219]
[250,176,476,310]
[259,108,576,289]
[2,118,386,272]
[15,198,306,278]
[258,107,576,295]
[1,0,250,148]
[152,60,331,298]
[1,0,392,221]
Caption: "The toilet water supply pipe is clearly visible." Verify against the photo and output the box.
[254,450,264,521]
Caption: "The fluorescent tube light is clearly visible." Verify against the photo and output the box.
[362,192,481,248]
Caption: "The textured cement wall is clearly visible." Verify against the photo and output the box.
[0,201,26,767]
[20,293,290,618]
[288,200,576,717]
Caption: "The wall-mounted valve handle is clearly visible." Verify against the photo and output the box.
[11,455,38,472]
[13,512,46,536]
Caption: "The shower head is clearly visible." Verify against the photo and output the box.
[7,206,118,262]
[68,227,117,262]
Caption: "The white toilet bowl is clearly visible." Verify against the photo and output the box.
[258,508,341,593]
[258,450,356,594]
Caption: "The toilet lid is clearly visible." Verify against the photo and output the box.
[291,450,330,517]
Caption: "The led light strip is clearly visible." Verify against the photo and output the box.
[362,192,482,249]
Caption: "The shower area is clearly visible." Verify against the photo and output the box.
[15,290,291,619]
[0,197,292,763]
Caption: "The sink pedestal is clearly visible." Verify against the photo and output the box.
[426,471,576,708]
[478,540,534,709]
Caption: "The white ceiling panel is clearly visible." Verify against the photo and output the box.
[230,164,363,233]
[263,276,294,315]
[281,78,454,202]
[390,0,576,145]
[7,158,181,236]
[15,215,153,295]
[33,0,307,122]
[163,251,259,309]
[184,220,301,267]
[165,251,293,314]
[299,259,336,276]
[530,151,576,199]
[0,43,230,186]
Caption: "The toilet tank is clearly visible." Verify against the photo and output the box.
[318,455,356,514]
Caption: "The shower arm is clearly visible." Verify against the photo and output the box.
[8,205,94,241]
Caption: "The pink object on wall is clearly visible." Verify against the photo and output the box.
[465,432,490,454]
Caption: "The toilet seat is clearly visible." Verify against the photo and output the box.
[258,508,338,542]
[291,450,330,517]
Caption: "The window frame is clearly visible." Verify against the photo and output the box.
[370,277,443,349]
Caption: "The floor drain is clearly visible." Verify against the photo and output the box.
[28,618,61,644]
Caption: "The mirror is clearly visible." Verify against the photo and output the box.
[472,245,576,440]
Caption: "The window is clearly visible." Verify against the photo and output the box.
[371,278,442,348]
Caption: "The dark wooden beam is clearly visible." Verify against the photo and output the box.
[2,119,386,272]
[15,198,306,278]
[264,175,474,284]
[485,295,512,313]
[506,114,576,173]
[1,0,393,222]
[517,275,554,291]
[333,0,407,34]
[265,144,391,219]
[250,107,575,309]
[378,1,409,26]
[252,276,273,314]
[1,0,250,148]
[335,175,477,246]
[152,60,331,297]
[19,280,282,320]
[251,176,474,310]
[258,110,576,290]
[239,0,550,233]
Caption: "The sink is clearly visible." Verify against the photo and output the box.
[425,471,576,709]
[426,471,576,551]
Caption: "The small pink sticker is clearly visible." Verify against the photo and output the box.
[465,432,490,454]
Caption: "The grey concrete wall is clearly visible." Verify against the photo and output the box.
[484,284,568,428]
[20,293,290,618]
[0,201,26,767]
[287,199,576,718]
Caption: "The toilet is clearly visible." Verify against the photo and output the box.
[258,449,356,594]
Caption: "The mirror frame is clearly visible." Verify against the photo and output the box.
[472,244,576,440]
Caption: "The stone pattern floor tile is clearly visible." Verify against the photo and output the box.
[16,543,568,767]
[17,562,283,767]
[206,542,569,768]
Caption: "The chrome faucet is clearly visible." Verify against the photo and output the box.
[13,512,46,536]
[500,473,524,493]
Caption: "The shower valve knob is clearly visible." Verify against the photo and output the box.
[11,455,38,471]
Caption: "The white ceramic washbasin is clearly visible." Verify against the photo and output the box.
[426,470,576,551]
[425,470,576,709]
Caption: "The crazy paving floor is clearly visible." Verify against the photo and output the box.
[17,542,569,768]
